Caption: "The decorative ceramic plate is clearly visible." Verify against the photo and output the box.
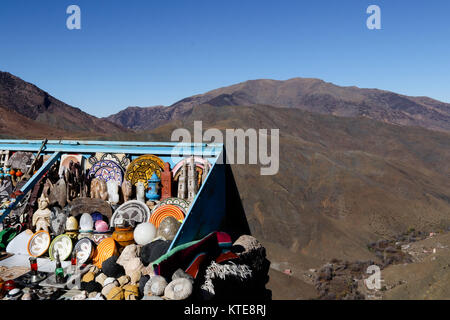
[87,153,130,170]
[49,234,73,261]
[110,200,151,228]
[125,155,165,187]
[88,160,124,185]
[150,204,185,229]
[152,197,191,215]
[92,233,110,245]
[172,157,211,188]
[74,238,95,265]
[27,230,51,257]
[92,237,118,268]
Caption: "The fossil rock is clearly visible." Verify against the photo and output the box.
[90,178,108,201]
[144,275,168,296]
[164,278,193,300]
[121,180,133,203]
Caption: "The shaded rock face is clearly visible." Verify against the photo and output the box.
[106,78,450,133]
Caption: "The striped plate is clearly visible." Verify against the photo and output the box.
[92,237,118,268]
[149,204,185,229]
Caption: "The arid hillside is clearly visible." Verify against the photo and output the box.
[0,71,128,138]
[106,78,450,133]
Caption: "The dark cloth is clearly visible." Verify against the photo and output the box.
[81,280,102,293]
[140,240,171,267]
[101,256,125,278]
[139,275,150,296]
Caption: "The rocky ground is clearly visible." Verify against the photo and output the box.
[378,232,450,299]
[267,229,450,300]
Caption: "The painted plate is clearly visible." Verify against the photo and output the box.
[49,234,73,261]
[92,237,118,269]
[149,204,185,229]
[88,160,124,185]
[110,200,150,228]
[87,153,130,171]
[27,230,51,258]
[125,155,165,187]
[74,238,95,265]
[152,197,191,215]
[92,233,110,246]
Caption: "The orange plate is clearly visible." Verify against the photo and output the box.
[27,230,51,258]
[150,204,185,229]
[92,237,118,268]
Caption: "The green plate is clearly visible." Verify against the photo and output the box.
[49,234,73,261]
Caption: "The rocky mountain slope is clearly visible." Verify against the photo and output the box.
[106,78,450,133]
[110,103,450,267]
[0,71,128,138]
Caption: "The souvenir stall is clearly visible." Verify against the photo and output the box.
[0,140,269,301]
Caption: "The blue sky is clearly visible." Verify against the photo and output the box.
[0,0,449,117]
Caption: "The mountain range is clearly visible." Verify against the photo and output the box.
[1,71,450,299]
[105,78,450,133]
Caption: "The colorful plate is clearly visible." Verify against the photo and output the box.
[49,234,73,261]
[149,204,185,229]
[74,238,95,265]
[92,237,118,269]
[87,153,130,171]
[88,160,124,185]
[125,155,165,187]
[152,197,191,215]
[27,230,51,258]
[110,200,150,228]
